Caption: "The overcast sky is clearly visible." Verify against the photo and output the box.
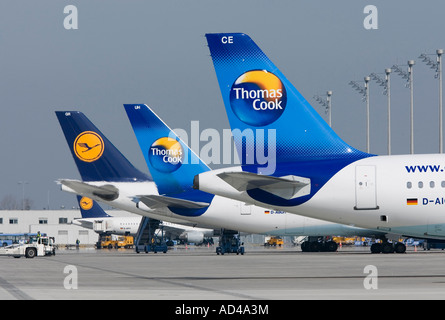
[1,1,444,210]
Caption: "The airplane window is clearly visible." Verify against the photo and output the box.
[418,181,423,188]
[407,182,412,189]
[430,181,435,188]
[442,181,445,188]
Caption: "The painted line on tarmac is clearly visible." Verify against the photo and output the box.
[0,276,34,300]
[46,256,262,300]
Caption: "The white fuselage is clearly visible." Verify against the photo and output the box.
[61,179,379,239]
[73,216,141,235]
[196,154,445,240]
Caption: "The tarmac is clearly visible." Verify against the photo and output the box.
[1,244,445,301]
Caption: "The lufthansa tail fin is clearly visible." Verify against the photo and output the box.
[77,195,111,218]
[205,33,370,171]
[124,104,214,216]
[56,111,151,182]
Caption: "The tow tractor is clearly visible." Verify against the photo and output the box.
[0,236,56,258]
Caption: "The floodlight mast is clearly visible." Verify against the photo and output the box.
[419,49,443,153]
[408,60,415,154]
[370,69,392,155]
[365,76,371,154]
[440,50,443,154]
[327,90,333,127]
[392,61,415,154]
[313,90,333,127]
[386,68,392,155]
[349,79,370,153]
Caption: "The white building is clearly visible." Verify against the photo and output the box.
[0,209,135,246]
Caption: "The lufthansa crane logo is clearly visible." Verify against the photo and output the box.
[74,131,104,162]
[79,197,94,210]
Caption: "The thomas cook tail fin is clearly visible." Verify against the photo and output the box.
[56,111,151,182]
[124,104,214,216]
[205,33,370,173]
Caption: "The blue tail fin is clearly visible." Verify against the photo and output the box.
[205,33,370,171]
[124,104,214,215]
[77,195,111,218]
[56,111,151,182]
[205,33,373,207]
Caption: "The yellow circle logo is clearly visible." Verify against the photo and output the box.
[74,131,104,162]
[79,197,93,210]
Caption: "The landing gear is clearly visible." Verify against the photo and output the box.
[216,229,244,255]
[300,238,338,252]
[370,241,406,254]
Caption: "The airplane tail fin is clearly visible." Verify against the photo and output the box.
[205,33,370,173]
[77,195,111,218]
[124,104,214,215]
[56,111,151,182]
[124,104,210,194]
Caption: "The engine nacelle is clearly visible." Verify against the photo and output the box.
[180,231,204,244]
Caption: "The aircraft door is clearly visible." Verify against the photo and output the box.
[93,220,105,233]
[354,165,379,210]
[240,202,252,215]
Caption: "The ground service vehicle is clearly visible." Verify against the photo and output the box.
[0,233,47,247]
[97,235,134,249]
[0,236,55,258]
[265,236,284,247]
[115,236,134,249]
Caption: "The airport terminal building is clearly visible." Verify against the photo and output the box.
[0,209,134,246]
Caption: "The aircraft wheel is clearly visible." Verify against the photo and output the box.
[301,241,310,252]
[310,241,321,252]
[382,242,394,254]
[324,241,338,252]
[370,243,382,253]
[394,242,406,254]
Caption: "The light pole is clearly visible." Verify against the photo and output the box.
[349,78,370,153]
[370,69,392,155]
[313,90,333,127]
[327,90,332,127]
[440,50,443,153]
[365,76,371,154]
[17,181,29,210]
[393,61,415,154]
[386,68,392,155]
[419,49,443,153]
[408,60,415,154]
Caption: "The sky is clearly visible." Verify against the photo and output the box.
[0,0,444,210]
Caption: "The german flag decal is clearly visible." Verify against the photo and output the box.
[407,198,418,205]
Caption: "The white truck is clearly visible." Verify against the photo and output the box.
[0,236,56,258]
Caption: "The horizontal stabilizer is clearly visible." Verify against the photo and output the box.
[217,172,311,200]
[59,179,119,201]
[137,194,210,210]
